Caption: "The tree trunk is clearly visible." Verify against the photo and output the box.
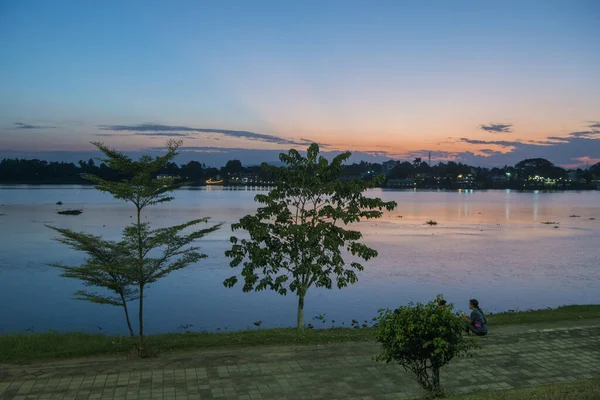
[136,206,145,355]
[432,366,442,397]
[296,293,305,330]
[119,292,135,337]
[138,284,144,353]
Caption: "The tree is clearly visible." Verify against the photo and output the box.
[48,229,138,337]
[224,143,397,330]
[224,159,243,175]
[181,160,205,182]
[374,297,479,397]
[591,162,600,179]
[49,140,222,355]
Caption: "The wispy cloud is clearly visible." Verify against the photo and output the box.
[98,123,313,146]
[134,132,191,137]
[479,149,501,155]
[99,123,197,132]
[299,137,330,147]
[587,121,600,129]
[93,133,126,137]
[459,138,521,147]
[567,130,600,139]
[94,131,192,138]
[479,123,513,133]
[546,136,570,142]
[13,122,57,129]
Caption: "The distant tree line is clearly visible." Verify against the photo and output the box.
[1,155,599,189]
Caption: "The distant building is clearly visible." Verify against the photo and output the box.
[229,172,260,184]
[387,178,415,188]
[156,174,173,179]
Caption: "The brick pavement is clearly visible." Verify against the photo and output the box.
[1,322,599,400]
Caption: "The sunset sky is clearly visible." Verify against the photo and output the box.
[1,0,599,167]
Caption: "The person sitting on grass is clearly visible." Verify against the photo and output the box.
[462,298,488,336]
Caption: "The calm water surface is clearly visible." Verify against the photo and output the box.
[1,185,599,334]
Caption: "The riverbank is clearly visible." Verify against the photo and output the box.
[1,305,598,364]
[1,317,599,400]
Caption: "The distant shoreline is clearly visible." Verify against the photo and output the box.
[1,182,598,192]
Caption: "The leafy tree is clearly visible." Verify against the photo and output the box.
[181,160,205,182]
[224,143,397,330]
[49,140,222,355]
[48,228,138,337]
[374,296,479,397]
[515,158,554,169]
[592,162,600,173]
[223,159,243,175]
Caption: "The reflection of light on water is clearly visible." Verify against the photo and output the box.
[533,191,540,221]
[1,186,600,333]
[505,189,511,220]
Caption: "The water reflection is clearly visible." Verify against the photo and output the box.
[505,189,512,221]
[533,191,540,221]
[0,186,599,334]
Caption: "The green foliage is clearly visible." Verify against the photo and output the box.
[224,143,397,329]
[374,296,479,397]
[84,139,185,208]
[48,140,222,355]
[47,227,138,336]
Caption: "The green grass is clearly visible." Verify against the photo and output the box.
[0,327,375,364]
[1,304,599,364]
[450,378,600,400]
[485,304,600,326]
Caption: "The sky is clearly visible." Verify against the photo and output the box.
[1,0,599,168]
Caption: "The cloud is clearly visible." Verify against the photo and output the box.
[566,130,600,139]
[99,123,197,132]
[134,132,191,137]
[98,123,312,146]
[587,121,600,129]
[458,137,600,167]
[94,131,192,138]
[479,123,513,133]
[459,138,522,147]
[479,149,501,155]
[13,122,57,129]
[299,137,330,147]
[546,136,570,142]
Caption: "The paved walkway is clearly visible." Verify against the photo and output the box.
[1,320,599,400]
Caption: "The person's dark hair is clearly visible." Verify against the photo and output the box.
[469,299,487,324]
[439,299,447,306]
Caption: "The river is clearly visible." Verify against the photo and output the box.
[0,185,598,334]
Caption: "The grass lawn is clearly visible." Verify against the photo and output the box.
[485,304,600,325]
[1,304,599,364]
[451,378,600,400]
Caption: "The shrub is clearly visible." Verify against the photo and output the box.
[374,296,478,397]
